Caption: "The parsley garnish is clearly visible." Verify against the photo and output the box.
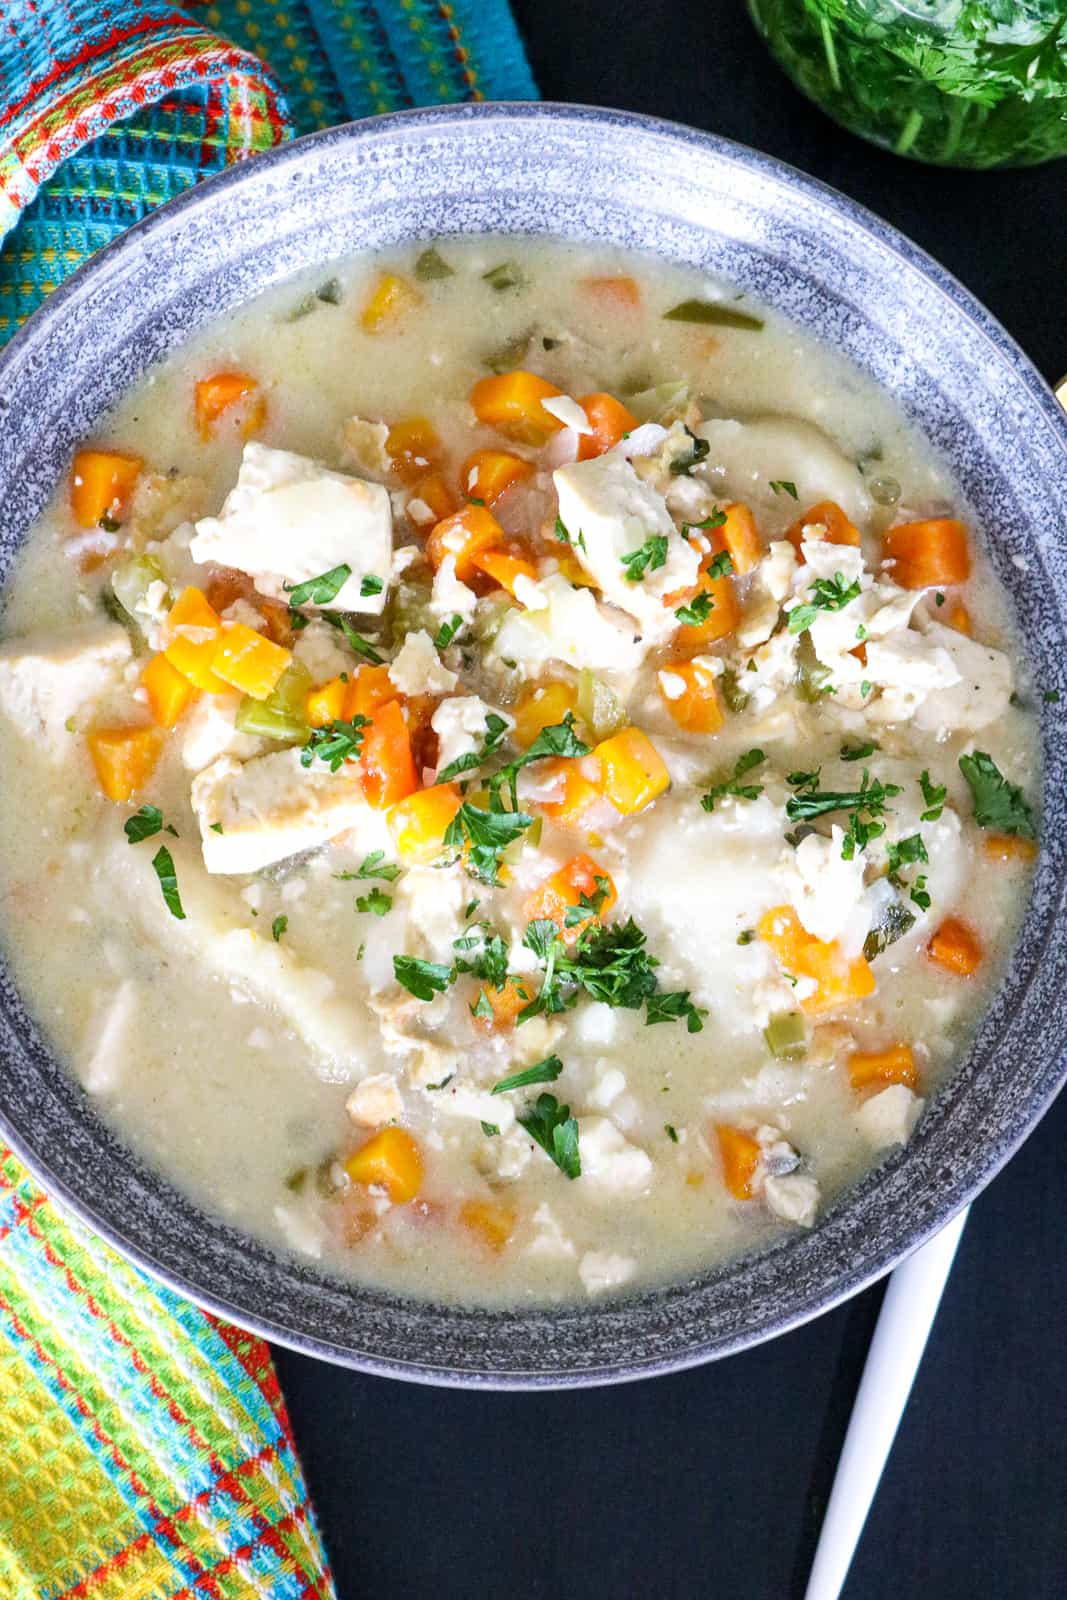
[488,713,589,812]
[393,956,454,1001]
[492,1055,564,1095]
[336,849,402,882]
[669,427,710,477]
[841,741,877,763]
[787,768,901,859]
[452,922,511,990]
[124,804,167,844]
[910,876,932,912]
[284,564,352,607]
[519,917,664,1022]
[700,748,766,812]
[645,991,706,1032]
[271,914,288,942]
[737,929,754,945]
[151,846,185,921]
[958,751,1035,838]
[321,612,384,665]
[480,1121,500,1137]
[665,1124,679,1143]
[300,716,368,772]
[675,592,714,627]
[621,534,668,583]
[209,822,224,834]
[436,712,511,785]
[705,550,734,580]
[360,574,383,597]
[919,770,946,821]
[517,1093,581,1179]
[886,833,929,881]
[770,479,799,499]
[563,875,613,928]
[425,1072,454,1091]
[864,901,916,961]
[445,803,534,887]
[787,573,862,635]
[554,515,571,544]
[433,614,463,649]
[356,888,392,916]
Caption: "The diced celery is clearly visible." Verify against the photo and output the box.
[385,578,435,644]
[111,553,167,621]
[235,661,311,741]
[720,668,750,715]
[470,592,516,646]
[577,669,626,741]
[764,1011,807,1060]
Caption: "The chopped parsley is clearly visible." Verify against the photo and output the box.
[519,915,676,1026]
[151,846,185,921]
[337,849,402,883]
[436,711,511,785]
[452,922,511,990]
[737,929,755,945]
[910,876,932,912]
[271,915,288,942]
[787,573,862,635]
[864,901,916,961]
[517,1093,581,1179]
[886,833,929,878]
[284,564,351,607]
[919,770,947,821]
[769,479,799,499]
[444,802,534,887]
[124,804,167,844]
[669,427,710,477]
[480,1121,500,1138]
[425,1072,455,1091]
[433,614,464,649]
[470,989,495,1021]
[840,741,877,763]
[665,1124,679,1143]
[787,768,901,859]
[675,592,714,627]
[360,574,384,597]
[958,751,1035,838]
[300,716,368,772]
[209,822,224,834]
[705,550,734,580]
[563,875,613,928]
[487,713,589,813]
[356,888,392,917]
[645,990,706,1032]
[700,748,766,812]
[621,533,668,583]
[492,1055,564,1095]
[320,612,384,665]
[392,956,454,1002]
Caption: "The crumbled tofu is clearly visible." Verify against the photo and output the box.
[181,693,263,772]
[339,415,391,477]
[346,1072,404,1127]
[388,628,458,695]
[431,1081,517,1132]
[191,748,371,873]
[0,623,131,752]
[777,824,874,957]
[432,695,510,776]
[579,1251,636,1295]
[525,1203,576,1260]
[764,1172,820,1227]
[578,1116,653,1195]
[79,980,137,1094]
[491,573,644,676]
[658,669,687,701]
[479,1123,533,1182]
[541,394,593,433]
[396,865,467,962]
[574,1003,620,1046]
[863,631,962,723]
[908,621,1013,736]
[190,442,392,613]
[856,1084,924,1149]
[291,618,352,684]
[429,555,478,622]
[588,1062,626,1109]
[761,540,799,602]
[273,1204,325,1259]
[736,581,782,650]
[220,597,266,632]
[553,454,699,640]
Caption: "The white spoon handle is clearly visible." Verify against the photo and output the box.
[804,1205,970,1600]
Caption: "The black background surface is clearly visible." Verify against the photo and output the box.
[272,6,1067,1596]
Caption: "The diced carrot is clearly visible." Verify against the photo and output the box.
[471,544,539,597]
[576,392,639,460]
[69,448,141,528]
[347,663,396,721]
[716,1124,762,1200]
[581,275,642,310]
[194,371,264,441]
[983,833,1038,865]
[360,272,423,334]
[758,905,876,1015]
[87,725,163,802]
[142,653,198,728]
[461,448,534,505]
[883,518,971,589]
[470,978,532,1034]
[389,782,462,862]
[212,623,291,701]
[409,471,458,523]
[658,658,724,734]
[386,417,442,482]
[459,1197,516,1251]
[848,1044,918,1093]
[360,699,418,809]
[523,853,617,940]
[786,500,861,559]
[306,676,349,728]
[162,587,227,693]
[536,758,601,829]
[202,568,292,647]
[927,916,982,976]
[344,1127,423,1202]
[719,502,763,575]
[426,504,505,580]
[470,370,563,446]
[593,728,670,815]
[513,680,579,748]
[667,536,740,645]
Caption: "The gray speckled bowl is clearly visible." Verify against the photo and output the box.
[0,105,1065,1388]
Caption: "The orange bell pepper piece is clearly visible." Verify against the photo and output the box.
[389,782,462,862]
[360,699,418,809]
[883,518,971,589]
[716,1124,761,1200]
[212,623,292,701]
[470,370,563,445]
[69,448,141,528]
[347,663,396,720]
[592,728,670,815]
[87,725,163,802]
[982,833,1038,865]
[142,653,198,729]
[306,676,350,728]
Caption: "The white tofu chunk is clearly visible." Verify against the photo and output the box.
[909,621,1013,737]
[777,825,874,958]
[190,442,392,613]
[0,623,131,754]
[396,865,467,962]
[553,454,698,641]
[491,573,644,676]
[527,1202,576,1260]
[430,1081,517,1133]
[856,1084,925,1150]
[191,747,370,874]
[431,695,510,776]
[388,628,458,695]
[339,415,390,477]
[695,417,871,530]
[346,1073,404,1127]
[180,692,263,772]
[577,1116,653,1196]
[763,1172,820,1228]
[429,555,478,623]
[579,1251,636,1295]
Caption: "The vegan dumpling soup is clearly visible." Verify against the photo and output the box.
[0,238,1039,1306]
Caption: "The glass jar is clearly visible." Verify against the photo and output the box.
[749,1,1067,168]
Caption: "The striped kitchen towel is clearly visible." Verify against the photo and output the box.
[0,2,536,1594]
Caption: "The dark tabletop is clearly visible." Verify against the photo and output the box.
[271,8,1067,1596]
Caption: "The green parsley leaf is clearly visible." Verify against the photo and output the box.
[705,549,734,580]
[433,613,464,649]
[787,572,862,635]
[356,887,392,916]
[645,991,706,1032]
[300,716,368,772]
[392,955,454,1002]
[209,822,224,834]
[284,564,352,607]
[444,802,534,886]
[563,875,613,928]
[669,427,710,477]
[320,612,384,665]
[910,875,932,912]
[517,1093,581,1179]
[360,574,384,598]
[554,515,571,544]
[737,929,754,945]
[492,1055,564,1095]
[769,479,799,499]
[151,846,185,920]
[864,900,916,961]
[958,751,1036,838]
[271,915,288,942]
[437,711,512,785]
[700,748,766,812]
[860,680,872,698]
[452,922,511,990]
[124,804,165,844]
[480,1120,500,1137]
[665,1124,679,1143]
[336,849,402,883]
[620,533,668,583]
[919,770,947,821]
[886,833,929,877]
[675,592,714,627]
[487,714,589,813]
[841,741,877,763]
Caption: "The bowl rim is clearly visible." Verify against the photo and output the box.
[1,100,1065,1388]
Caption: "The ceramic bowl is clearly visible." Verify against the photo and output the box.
[1,105,1065,1388]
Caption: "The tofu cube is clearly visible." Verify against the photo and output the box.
[0,622,131,755]
[191,747,370,873]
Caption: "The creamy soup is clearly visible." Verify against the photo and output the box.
[0,238,1039,1307]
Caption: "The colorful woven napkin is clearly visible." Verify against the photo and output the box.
[0,3,535,1594]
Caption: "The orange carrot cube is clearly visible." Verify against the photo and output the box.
[576,392,639,460]
[470,370,563,445]
[194,371,264,441]
[523,853,616,939]
[848,1044,918,1093]
[459,1197,516,1250]
[142,653,198,729]
[212,623,291,701]
[716,1124,761,1200]
[580,275,642,310]
[927,916,982,976]
[360,699,418,809]
[87,725,163,802]
[344,1127,423,1202]
[658,658,724,734]
[162,587,227,693]
[513,680,579,748]
[69,448,142,528]
[471,544,539,597]
[593,727,670,815]
[426,504,505,580]
[386,416,443,482]
[883,518,971,589]
[461,448,534,505]
[389,783,462,862]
